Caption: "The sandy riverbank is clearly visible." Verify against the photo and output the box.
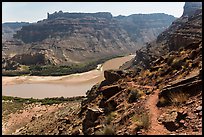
[2,55,135,98]
[2,69,103,86]
[3,55,134,86]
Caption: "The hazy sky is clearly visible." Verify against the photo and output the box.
[2,2,185,23]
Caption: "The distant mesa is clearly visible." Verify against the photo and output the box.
[47,11,113,20]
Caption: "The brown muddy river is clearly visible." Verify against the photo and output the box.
[2,55,135,99]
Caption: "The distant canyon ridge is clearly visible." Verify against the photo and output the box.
[2,12,176,74]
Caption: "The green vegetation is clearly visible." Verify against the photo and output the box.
[2,70,30,76]
[2,100,25,117]
[131,113,150,130]
[20,65,30,71]
[2,96,85,105]
[2,55,124,76]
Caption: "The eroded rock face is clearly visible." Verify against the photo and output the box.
[115,13,176,46]
[127,2,202,72]
[100,85,121,99]
[2,12,176,67]
[182,2,202,17]
[10,53,47,65]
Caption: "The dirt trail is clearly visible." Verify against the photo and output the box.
[145,89,169,135]
[127,82,169,134]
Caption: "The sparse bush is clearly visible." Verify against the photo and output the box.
[188,62,193,68]
[128,89,144,103]
[131,113,150,130]
[171,58,183,70]
[169,91,189,106]
[179,47,184,52]
[139,114,150,130]
[106,112,117,124]
[181,65,186,70]
[166,55,174,65]
[102,125,115,135]
[158,68,162,72]
[156,76,163,85]
[143,70,150,76]
[157,96,168,107]
[180,50,185,54]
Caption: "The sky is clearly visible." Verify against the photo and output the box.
[2,2,185,23]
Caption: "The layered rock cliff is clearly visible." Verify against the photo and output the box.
[115,13,176,45]
[2,12,175,72]
[125,2,202,72]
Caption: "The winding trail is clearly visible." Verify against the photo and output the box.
[145,89,169,135]
[127,82,169,135]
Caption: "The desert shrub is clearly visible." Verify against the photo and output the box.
[128,89,144,103]
[106,100,117,113]
[131,113,150,130]
[171,58,183,70]
[139,114,150,130]
[102,125,115,135]
[169,91,189,106]
[106,112,117,124]
[166,55,174,65]
[181,65,186,70]
[2,70,30,76]
[179,47,185,52]
[155,76,164,85]
[157,96,169,107]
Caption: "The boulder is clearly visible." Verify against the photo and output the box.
[104,70,122,84]
[100,85,121,99]
[195,106,202,112]
[158,110,180,131]
[82,107,104,134]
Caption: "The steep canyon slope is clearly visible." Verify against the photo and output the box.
[74,2,202,135]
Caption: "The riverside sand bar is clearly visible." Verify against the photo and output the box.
[2,55,135,99]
